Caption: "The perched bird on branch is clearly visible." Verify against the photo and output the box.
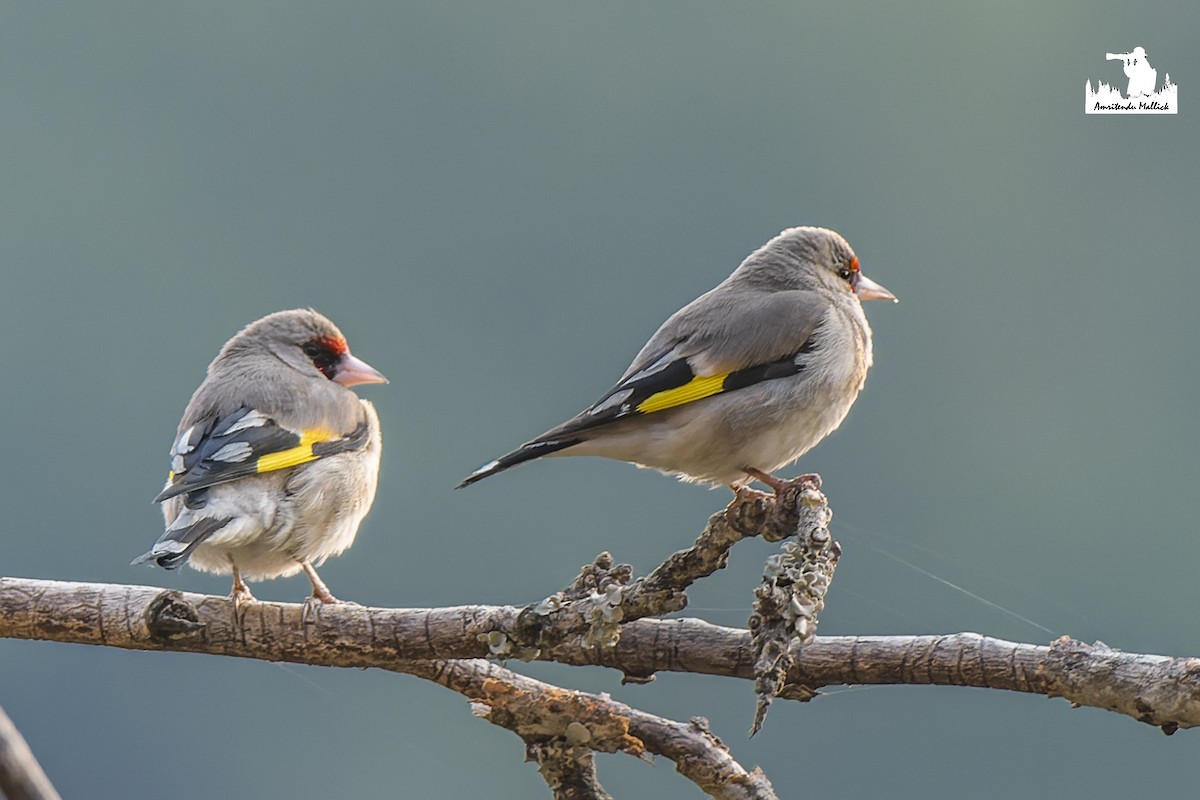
[133,309,387,608]
[459,227,895,492]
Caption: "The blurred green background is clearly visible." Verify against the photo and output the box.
[2,2,1197,797]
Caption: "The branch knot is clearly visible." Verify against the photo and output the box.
[144,591,205,642]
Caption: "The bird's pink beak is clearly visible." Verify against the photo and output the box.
[334,352,389,386]
[855,273,897,302]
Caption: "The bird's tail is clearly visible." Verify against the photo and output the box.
[131,515,233,569]
[456,438,581,488]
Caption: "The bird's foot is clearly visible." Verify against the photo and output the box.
[729,483,772,502]
[300,591,360,624]
[300,583,353,624]
[299,561,345,624]
[744,467,821,495]
[228,583,255,634]
[301,594,327,625]
[777,473,822,496]
[728,470,823,533]
[725,484,771,527]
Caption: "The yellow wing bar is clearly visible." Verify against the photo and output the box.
[255,430,327,474]
[636,373,728,414]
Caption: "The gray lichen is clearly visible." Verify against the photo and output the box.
[748,484,840,735]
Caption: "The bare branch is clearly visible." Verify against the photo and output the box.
[2,577,1198,733]
[0,704,61,800]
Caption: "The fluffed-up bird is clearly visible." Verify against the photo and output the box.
[459,226,895,492]
[133,309,386,607]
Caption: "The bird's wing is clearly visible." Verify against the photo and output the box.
[154,406,370,503]
[455,289,832,488]
[549,289,829,437]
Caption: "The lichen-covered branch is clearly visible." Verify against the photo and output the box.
[0,703,61,800]
[502,482,827,669]
[2,577,1199,733]
[408,659,777,800]
[747,478,838,734]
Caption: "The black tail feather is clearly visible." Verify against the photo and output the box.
[131,515,233,570]
[456,438,581,488]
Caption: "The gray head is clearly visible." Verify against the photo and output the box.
[732,226,895,302]
[213,308,387,387]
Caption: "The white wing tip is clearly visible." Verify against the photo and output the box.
[472,459,500,478]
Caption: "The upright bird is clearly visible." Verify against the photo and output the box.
[459,227,895,491]
[133,309,387,607]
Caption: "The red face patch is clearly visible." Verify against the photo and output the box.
[318,335,348,355]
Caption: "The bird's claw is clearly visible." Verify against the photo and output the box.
[725,484,770,528]
[228,584,255,634]
[301,593,332,624]
[301,595,322,625]
[299,590,356,624]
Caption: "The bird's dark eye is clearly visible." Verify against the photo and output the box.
[836,256,861,286]
[302,339,340,379]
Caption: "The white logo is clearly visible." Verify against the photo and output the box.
[1085,46,1176,114]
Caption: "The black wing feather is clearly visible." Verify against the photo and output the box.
[457,334,822,488]
[550,333,820,439]
[154,407,369,503]
[551,355,696,436]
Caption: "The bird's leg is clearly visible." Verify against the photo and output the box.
[729,481,772,502]
[300,561,339,623]
[743,467,787,493]
[228,558,255,633]
[744,467,821,495]
[229,560,255,603]
[300,561,338,603]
